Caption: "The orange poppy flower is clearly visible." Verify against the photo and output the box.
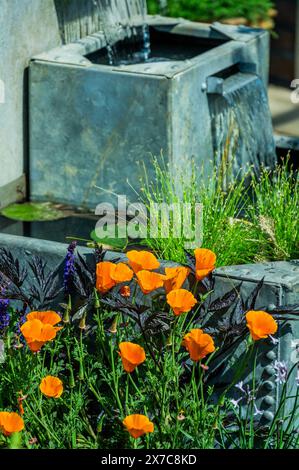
[194,248,216,281]
[164,266,190,294]
[26,311,61,326]
[123,414,154,439]
[21,319,63,352]
[119,342,146,373]
[39,376,64,398]
[246,310,278,341]
[0,412,24,436]
[126,250,160,273]
[96,261,117,293]
[136,270,165,294]
[120,285,131,298]
[182,329,215,361]
[96,262,133,293]
[166,289,197,316]
[111,263,134,283]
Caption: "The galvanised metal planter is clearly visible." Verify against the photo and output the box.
[29,16,273,208]
[0,232,298,425]
[212,262,299,426]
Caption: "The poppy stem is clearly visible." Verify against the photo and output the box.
[131,281,138,305]
[25,397,60,446]
[129,372,143,398]
[109,338,123,415]
[218,342,255,404]
[125,374,130,413]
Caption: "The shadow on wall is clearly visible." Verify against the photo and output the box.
[53,0,102,44]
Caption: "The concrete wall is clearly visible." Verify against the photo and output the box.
[0,0,61,195]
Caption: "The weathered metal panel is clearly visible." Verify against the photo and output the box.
[213,261,299,425]
[30,61,170,207]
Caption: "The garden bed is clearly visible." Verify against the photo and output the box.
[0,231,298,449]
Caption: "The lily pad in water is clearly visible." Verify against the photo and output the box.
[1,202,69,222]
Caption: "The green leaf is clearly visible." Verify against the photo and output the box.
[1,202,68,222]
[90,229,127,250]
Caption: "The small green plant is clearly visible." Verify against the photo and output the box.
[139,158,261,266]
[248,158,299,260]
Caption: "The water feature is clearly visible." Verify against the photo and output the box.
[209,74,276,186]
[93,0,150,65]
[29,16,276,208]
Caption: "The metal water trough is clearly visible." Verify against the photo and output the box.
[29,16,272,208]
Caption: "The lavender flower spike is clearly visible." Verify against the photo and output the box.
[0,298,10,334]
[63,241,77,295]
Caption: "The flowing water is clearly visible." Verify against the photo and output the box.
[209,75,276,187]
[93,0,150,65]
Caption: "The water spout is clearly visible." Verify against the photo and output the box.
[93,0,151,65]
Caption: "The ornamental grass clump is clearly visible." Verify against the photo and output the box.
[0,244,297,449]
[139,157,299,266]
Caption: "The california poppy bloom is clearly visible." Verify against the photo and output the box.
[136,270,165,294]
[26,311,61,326]
[123,414,154,438]
[111,263,134,283]
[96,261,117,293]
[126,250,160,273]
[246,310,278,341]
[40,376,64,398]
[120,285,131,298]
[182,329,215,361]
[164,266,190,294]
[166,289,197,316]
[21,319,63,352]
[96,261,133,293]
[119,342,146,373]
[0,412,24,436]
[194,248,216,281]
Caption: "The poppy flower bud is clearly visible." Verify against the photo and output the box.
[79,313,87,330]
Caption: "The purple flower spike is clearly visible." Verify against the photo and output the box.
[0,298,10,334]
[63,241,77,295]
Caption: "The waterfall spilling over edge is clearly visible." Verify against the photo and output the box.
[209,76,275,185]
[93,0,150,65]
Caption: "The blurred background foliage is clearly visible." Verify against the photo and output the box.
[147,0,275,27]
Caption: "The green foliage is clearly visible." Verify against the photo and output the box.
[0,248,298,449]
[147,0,274,24]
[139,157,298,266]
[0,297,298,449]
[248,158,299,260]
